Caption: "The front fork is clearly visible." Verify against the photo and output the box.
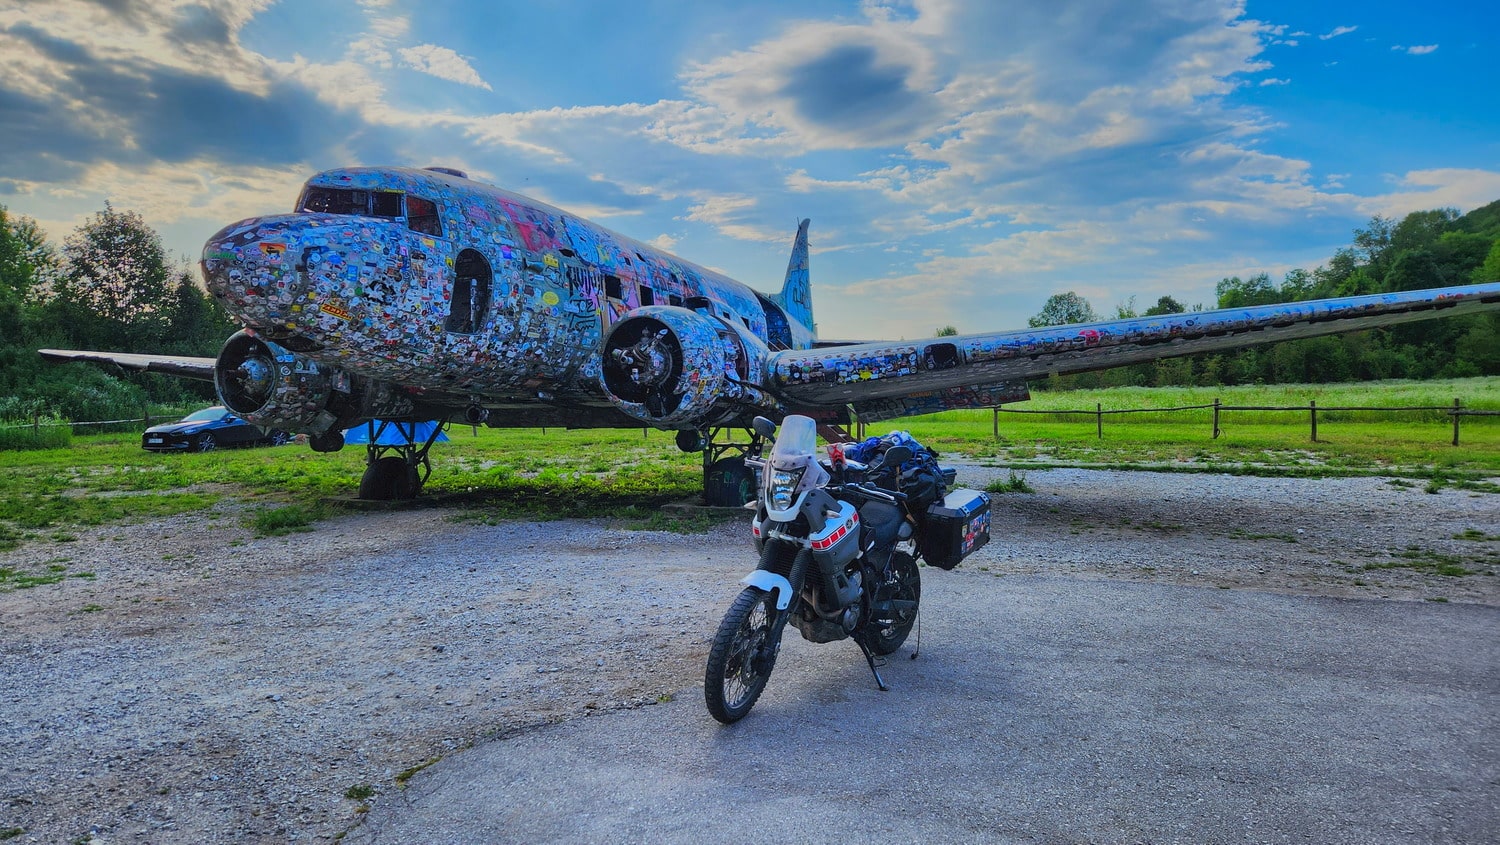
[739,542,810,669]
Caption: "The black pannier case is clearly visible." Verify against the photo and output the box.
[921,488,991,570]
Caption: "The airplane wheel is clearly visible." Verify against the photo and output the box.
[309,432,345,453]
[359,457,419,500]
[704,456,755,507]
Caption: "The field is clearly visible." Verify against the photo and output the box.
[0,378,1495,555]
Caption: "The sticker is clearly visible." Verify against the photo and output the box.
[320,303,351,320]
[541,291,560,307]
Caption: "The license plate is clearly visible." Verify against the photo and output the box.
[147,436,163,443]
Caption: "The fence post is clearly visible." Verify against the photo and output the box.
[143,406,151,427]
[992,407,999,440]
[1453,398,1461,447]
[1309,399,1317,442]
[32,412,40,438]
[1212,398,1220,439]
[1096,403,1103,439]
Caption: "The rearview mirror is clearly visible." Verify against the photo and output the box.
[751,416,777,439]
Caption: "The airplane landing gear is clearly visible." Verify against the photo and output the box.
[354,420,446,500]
[701,426,756,507]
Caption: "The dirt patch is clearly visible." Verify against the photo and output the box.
[1,469,1495,842]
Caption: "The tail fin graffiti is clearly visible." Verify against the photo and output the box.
[772,219,813,335]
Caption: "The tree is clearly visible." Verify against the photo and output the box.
[1383,249,1442,292]
[1028,291,1096,327]
[52,203,172,350]
[1473,240,1500,283]
[1391,208,1458,254]
[0,206,58,305]
[1215,273,1279,309]
[934,325,958,336]
[1143,295,1184,316]
[1279,268,1316,301]
[1353,215,1394,266]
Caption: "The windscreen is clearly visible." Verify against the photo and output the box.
[769,415,818,468]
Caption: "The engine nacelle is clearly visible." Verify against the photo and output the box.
[214,330,413,433]
[600,306,769,428]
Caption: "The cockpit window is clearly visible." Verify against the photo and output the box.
[406,196,443,237]
[299,187,404,219]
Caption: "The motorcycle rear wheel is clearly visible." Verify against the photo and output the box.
[865,551,921,656]
[704,586,779,723]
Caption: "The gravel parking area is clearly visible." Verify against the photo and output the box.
[1,467,1495,842]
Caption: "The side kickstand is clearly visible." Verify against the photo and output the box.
[854,636,890,692]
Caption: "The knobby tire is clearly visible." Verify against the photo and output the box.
[704,586,779,723]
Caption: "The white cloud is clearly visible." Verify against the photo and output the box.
[398,44,491,90]
[1357,169,1500,220]
[1319,25,1357,40]
[1402,44,1439,55]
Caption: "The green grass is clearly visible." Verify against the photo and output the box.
[867,377,1499,479]
[984,470,1034,494]
[0,379,1494,554]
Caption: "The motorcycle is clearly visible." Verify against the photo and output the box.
[704,414,991,723]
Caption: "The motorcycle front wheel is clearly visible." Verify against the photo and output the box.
[704,586,780,723]
[865,551,921,656]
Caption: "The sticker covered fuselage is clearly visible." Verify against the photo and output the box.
[200,166,798,401]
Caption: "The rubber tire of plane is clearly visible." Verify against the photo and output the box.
[704,457,756,507]
[358,456,419,500]
[195,433,216,452]
[863,551,920,656]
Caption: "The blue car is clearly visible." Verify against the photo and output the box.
[141,406,291,452]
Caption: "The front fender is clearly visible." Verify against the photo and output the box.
[740,571,794,610]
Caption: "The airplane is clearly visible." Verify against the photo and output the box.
[40,165,1500,503]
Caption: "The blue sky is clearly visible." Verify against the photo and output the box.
[0,0,1494,338]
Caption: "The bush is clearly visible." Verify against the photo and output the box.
[0,416,71,451]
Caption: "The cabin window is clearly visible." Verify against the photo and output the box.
[406,196,442,236]
[639,286,655,307]
[605,275,623,300]
[372,191,403,217]
[300,187,405,220]
[445,249,493,334]
[668,294,683,307]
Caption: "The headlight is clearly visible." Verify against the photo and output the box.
[768,467,804,511]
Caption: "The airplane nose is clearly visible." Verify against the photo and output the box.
[201,215,309,330]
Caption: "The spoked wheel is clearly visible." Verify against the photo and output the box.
[195,433,217,452]
[705,587,780,723]
[864,551,921,656]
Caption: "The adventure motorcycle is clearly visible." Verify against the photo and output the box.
[703,414,991,723]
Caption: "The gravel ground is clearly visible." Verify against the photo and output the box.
[0,467,1495,843]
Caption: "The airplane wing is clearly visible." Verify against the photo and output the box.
[766,282,1500,416]
[37,349,218,382]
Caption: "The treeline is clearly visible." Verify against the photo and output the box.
[1035,200,1500,390]
[0,203,236,421]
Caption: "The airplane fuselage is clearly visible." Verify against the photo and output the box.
[201,167,812,411]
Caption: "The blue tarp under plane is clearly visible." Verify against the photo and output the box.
[342,420,449,445]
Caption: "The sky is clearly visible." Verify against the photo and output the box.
[0,0,1496,339]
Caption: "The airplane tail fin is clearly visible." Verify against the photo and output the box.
[772,218,813,334]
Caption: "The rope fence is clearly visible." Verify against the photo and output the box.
[974,397,1490,446]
